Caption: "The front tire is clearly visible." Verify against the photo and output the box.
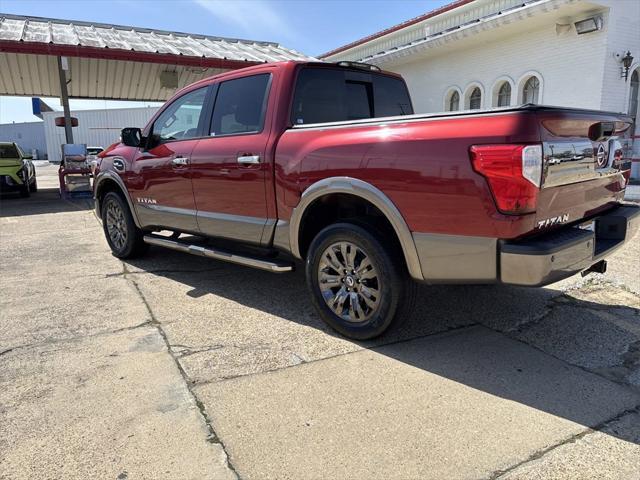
[29,176,38,193]
[306,223,415,340]
[101,191,148,258]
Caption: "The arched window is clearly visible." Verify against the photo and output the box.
[522,76,540,104]
[629,69,639,120]
[449,91,460,111]
[469,87,482,110]
[497,82,511,107]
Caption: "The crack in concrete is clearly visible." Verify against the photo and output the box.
[195,323,480,387]
[484,282,640,391]
[0,321,154,357]
[488,404,640,479]
[487,318,640,394]
[511,279,640,336]
[121,262,241,480]
[592,340,640,384]
[172,344,225,358]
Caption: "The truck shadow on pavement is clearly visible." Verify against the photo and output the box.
[124,246,640,446]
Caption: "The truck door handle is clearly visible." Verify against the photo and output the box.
[171,156,189,167]
[237,155,260,165]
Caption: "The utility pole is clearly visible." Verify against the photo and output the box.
[57,56,73,144]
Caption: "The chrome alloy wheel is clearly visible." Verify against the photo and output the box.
[317,241,381,323]
[105,200,128,251]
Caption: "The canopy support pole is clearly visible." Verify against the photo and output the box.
[57,56,73,144]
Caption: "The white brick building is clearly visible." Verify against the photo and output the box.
[322,0,640,177]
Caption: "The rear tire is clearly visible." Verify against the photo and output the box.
[306,222,416,340]
[101,191,148,258]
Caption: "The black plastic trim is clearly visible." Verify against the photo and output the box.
[500,228,593,256]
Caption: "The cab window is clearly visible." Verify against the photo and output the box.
[152,87,208,144]
[210,74,271,136]
[291,67,413,125]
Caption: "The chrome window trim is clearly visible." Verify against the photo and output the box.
[286,107,527,132]
[289,176,424,280]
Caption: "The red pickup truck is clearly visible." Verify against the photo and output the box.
[95,60,639,339]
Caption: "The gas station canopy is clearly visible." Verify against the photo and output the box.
[0,13,314,101]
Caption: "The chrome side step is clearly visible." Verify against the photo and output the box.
[143,234,294,273]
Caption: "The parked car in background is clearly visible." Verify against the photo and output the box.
[95,61,639,340]
[0,142,37,197]
[87,146,104,173]
[87,146,104,159]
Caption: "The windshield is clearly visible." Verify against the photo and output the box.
[0,144,19,159]
[291,67,413,125]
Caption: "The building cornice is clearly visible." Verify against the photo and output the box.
[325,0,580,64]
[320,0,475,59]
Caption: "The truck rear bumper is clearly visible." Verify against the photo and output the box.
[499,204,640,287]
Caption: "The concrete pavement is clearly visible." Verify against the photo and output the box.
[1,164,639,479]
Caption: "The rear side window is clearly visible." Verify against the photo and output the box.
[291,67,413,125]
[210,74,271,136]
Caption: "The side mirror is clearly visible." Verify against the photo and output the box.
[23,154,33,160]
[121,127,144,148]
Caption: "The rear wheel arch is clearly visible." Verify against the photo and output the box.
[290,177,424,280]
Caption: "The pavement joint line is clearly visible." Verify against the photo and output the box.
[172,344,226,358]
[120,262,241,480]
[193,322,480,387]
[488,404,640,479]
[0,321,154,357]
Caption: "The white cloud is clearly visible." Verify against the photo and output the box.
[194,0,293,40]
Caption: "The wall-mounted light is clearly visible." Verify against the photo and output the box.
[620,51,634,81]
[574,16,602,34]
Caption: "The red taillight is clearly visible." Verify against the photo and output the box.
[470,144,542,215]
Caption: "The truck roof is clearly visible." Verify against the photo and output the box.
[178,60,403,95]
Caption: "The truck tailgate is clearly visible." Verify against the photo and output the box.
[535,109,634,229]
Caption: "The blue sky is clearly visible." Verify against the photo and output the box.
[0,0,450,123]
